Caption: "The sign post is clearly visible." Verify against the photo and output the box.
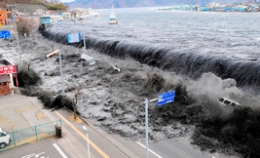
[144,90,175,158]
[144,98,149,158]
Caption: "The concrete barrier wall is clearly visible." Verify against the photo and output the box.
[14,3,48,15]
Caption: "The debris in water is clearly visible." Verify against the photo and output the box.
[113,65,121,72]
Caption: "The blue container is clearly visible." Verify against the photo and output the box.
[40,16,51,25]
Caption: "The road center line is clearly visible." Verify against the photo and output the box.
[136,141,162,158]
[53,143,68,158]
[54,111,110,158]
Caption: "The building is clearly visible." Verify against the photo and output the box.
[0,58,18,96]
[0,10,12,26]
[62,12,71,20]
[0,2,12,26]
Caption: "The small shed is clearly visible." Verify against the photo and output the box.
[0,10,11,26]
[0,58,18,96]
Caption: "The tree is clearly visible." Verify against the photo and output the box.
[16,17,39,36]
[72,85,83,120]
[46,3,67,10]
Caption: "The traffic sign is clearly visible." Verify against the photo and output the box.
[158,90,175,106]
[67,33,81,43]
[0,30,11,39]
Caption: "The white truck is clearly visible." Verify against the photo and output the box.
[0,128,11,149]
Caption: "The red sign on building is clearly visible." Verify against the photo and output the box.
[0,65,17,75]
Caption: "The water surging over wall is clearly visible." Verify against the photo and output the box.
[39,26,260,94]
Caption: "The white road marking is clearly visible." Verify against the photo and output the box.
[53,143,68,158]
[136,141,162,158]
[21,152,45,158]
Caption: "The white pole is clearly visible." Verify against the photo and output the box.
[58,50,65,96]
[83,33,86,50]
[145,98,149,158]
[83,126,90,158]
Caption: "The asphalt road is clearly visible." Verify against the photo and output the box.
[0,139,69,158]
[107,134,216,158]
[149,139,213,158]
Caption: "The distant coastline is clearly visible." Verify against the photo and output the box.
[157,2,260,12]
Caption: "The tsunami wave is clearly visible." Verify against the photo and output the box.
[39,26,260,94]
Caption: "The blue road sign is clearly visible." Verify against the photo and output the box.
[67,33,81,43]
[0,30,11,39]
[158,90,175,106]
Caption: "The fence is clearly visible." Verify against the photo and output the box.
[0,119,62,152]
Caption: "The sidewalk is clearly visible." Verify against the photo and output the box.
[0,94,90,158]
[0,94,50,131]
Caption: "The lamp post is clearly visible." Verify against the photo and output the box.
[144,98,149,158]
[83,126,90,158]
[58,50,65,96]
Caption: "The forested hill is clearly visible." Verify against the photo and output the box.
[67,0,248,9]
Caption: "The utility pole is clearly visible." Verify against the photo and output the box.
[58,50,65,96]
[83,33,86,50]
[7,4,21,65]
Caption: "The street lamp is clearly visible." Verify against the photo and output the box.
[58,50,65,96]
[83,126,90,158]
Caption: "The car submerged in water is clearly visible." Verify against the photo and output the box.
[0,128,11,149]
[218,97,240,107]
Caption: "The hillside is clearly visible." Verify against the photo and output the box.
[0,0,44,5]
[0,0,67,12]
[67,0,248,9]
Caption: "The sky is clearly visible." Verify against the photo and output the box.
[60,0,74,2]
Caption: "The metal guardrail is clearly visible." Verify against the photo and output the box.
[0,119,62,152]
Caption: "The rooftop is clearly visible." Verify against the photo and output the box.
[0,58,14,66]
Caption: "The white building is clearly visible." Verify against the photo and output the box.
[62,12,71,20]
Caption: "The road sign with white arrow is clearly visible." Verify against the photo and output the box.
[158,90,175,106]
[0,30,11,39]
